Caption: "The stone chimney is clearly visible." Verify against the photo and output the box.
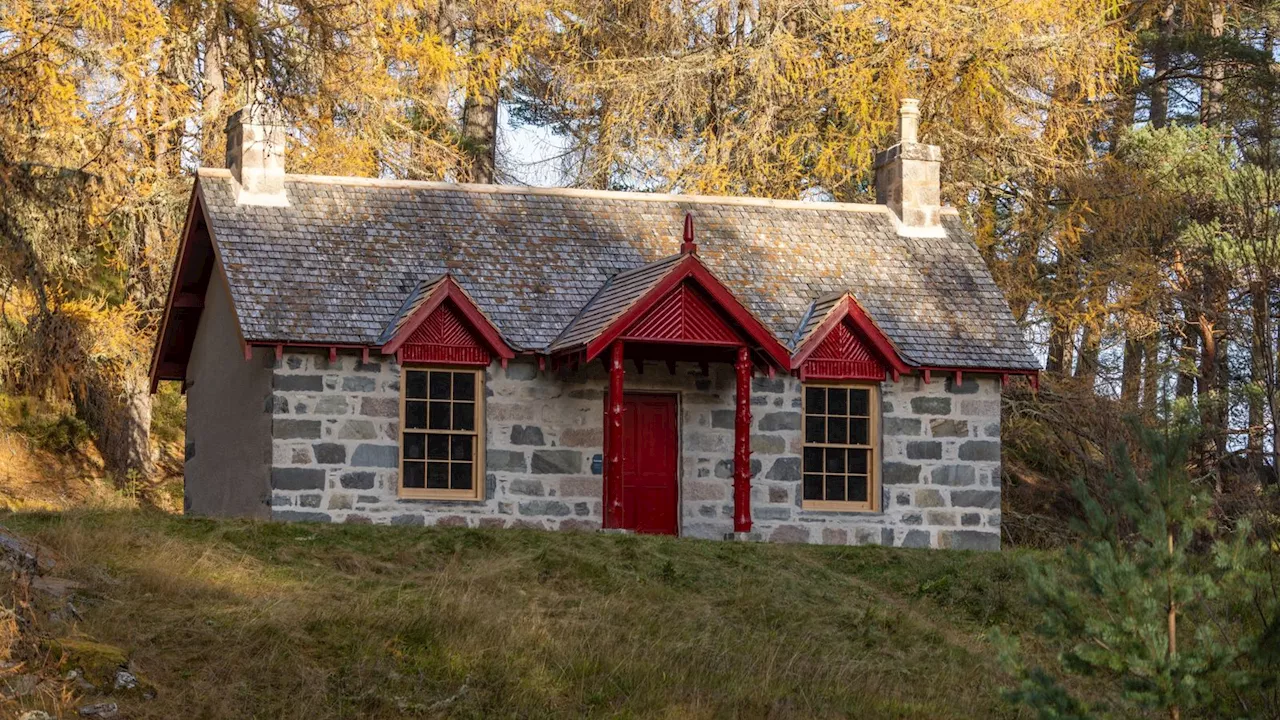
[225,104,289,206]
[873,99,943,236]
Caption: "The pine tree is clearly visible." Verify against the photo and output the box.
[1001,420,1280,718]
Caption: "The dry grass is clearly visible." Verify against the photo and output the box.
[1,511,1045,719]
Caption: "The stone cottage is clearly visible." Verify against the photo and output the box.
[149,99,1039,550]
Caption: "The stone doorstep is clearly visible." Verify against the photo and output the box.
[723,531,763,542]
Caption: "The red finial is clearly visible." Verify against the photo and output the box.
[681,212,696,254]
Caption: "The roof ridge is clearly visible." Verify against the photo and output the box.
[195,167,962,217]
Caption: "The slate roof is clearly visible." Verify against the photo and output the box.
[549,253,685,352]
[376,274,446,346]
[195,169,1040,370]
[791,292,846,350]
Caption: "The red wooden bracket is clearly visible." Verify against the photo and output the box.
[1001,373,1009,389]
[328,346,338,364]
[954,370,963,386]
[922,369,932,384]
[243,343,253,362]
[361,347,370,365]
[275,344,284,364]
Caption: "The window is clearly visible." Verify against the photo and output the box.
[400,368,484,500]
[801,384,879,511]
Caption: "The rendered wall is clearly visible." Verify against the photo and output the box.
[183,275,274,518]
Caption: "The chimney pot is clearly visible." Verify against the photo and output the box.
[899,98,920,144]
[224,103,289,206]
[873,97,944,237]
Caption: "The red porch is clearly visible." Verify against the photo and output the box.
[551,220,790,535]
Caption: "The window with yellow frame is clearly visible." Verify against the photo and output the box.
[399,367,485,500]
[801,383,880,511]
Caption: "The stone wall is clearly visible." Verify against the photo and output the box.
[263,350,1002,549]
[744,374,1002,550]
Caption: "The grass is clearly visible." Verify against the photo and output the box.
[1,511,1049,719]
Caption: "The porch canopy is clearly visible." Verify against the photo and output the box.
[549,222,791,534]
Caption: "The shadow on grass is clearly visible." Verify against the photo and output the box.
[1,509,1041,719]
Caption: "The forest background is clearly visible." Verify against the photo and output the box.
[1,0,1277,539]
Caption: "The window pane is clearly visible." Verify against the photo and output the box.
[805,416,825,444]
[848,448,869,475]
[827,416,847,445]
[429,401,451,430]
[453,402,475,432]
[453,373,476,401]
[825,475,846,501]
[429,371,452,399]
[850,389,869,416]
[404,433,426,460]
[824,447,846,474]
[850,418,869,445]
[803,474,823,500]
[403,461,425,488]
[405,401,427,429]
[451,435,473,461]
[426,434,449,460]
[848,475,869,502]
[406,371,428,399]
[827,388,848,415]
[426,462,449,489]
[805,386,825,413]
[450,462,474,490]
[803,446,823,473]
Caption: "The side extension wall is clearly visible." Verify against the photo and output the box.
[183,275,274,518]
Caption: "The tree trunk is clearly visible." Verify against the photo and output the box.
[460,8,498,184]
[1074,278,1108,387]
[201,11,227,167]
[1122,334,1142,404]
[75,366,155,484]
[1202,1,1225,125]
[1046,320,1074,375]
[1149,0,1175,128]
[1248,279,1270,472]
[1142,333,1160,409]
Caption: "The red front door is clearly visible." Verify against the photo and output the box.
[620,393,679,535]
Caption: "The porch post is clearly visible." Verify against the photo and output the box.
[604,340,626,528]
[733,345,753,533]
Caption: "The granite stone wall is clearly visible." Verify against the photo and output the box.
[263,350,1002,549]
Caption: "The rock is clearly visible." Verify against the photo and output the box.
[1,673,39,698]
[114,668,139,691]
[19,712,53,720]
[49,637,128,688]
[78,702,119,718]
[0,528,57,574]
[31,575,84,598]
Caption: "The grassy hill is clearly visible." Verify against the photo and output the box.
[1,511,1048,719]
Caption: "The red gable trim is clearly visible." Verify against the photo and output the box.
[791,294,913,379]
[583,256,791,369]
[620,283,742,346]
[149,183,243,393]
[380,276,516,362]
